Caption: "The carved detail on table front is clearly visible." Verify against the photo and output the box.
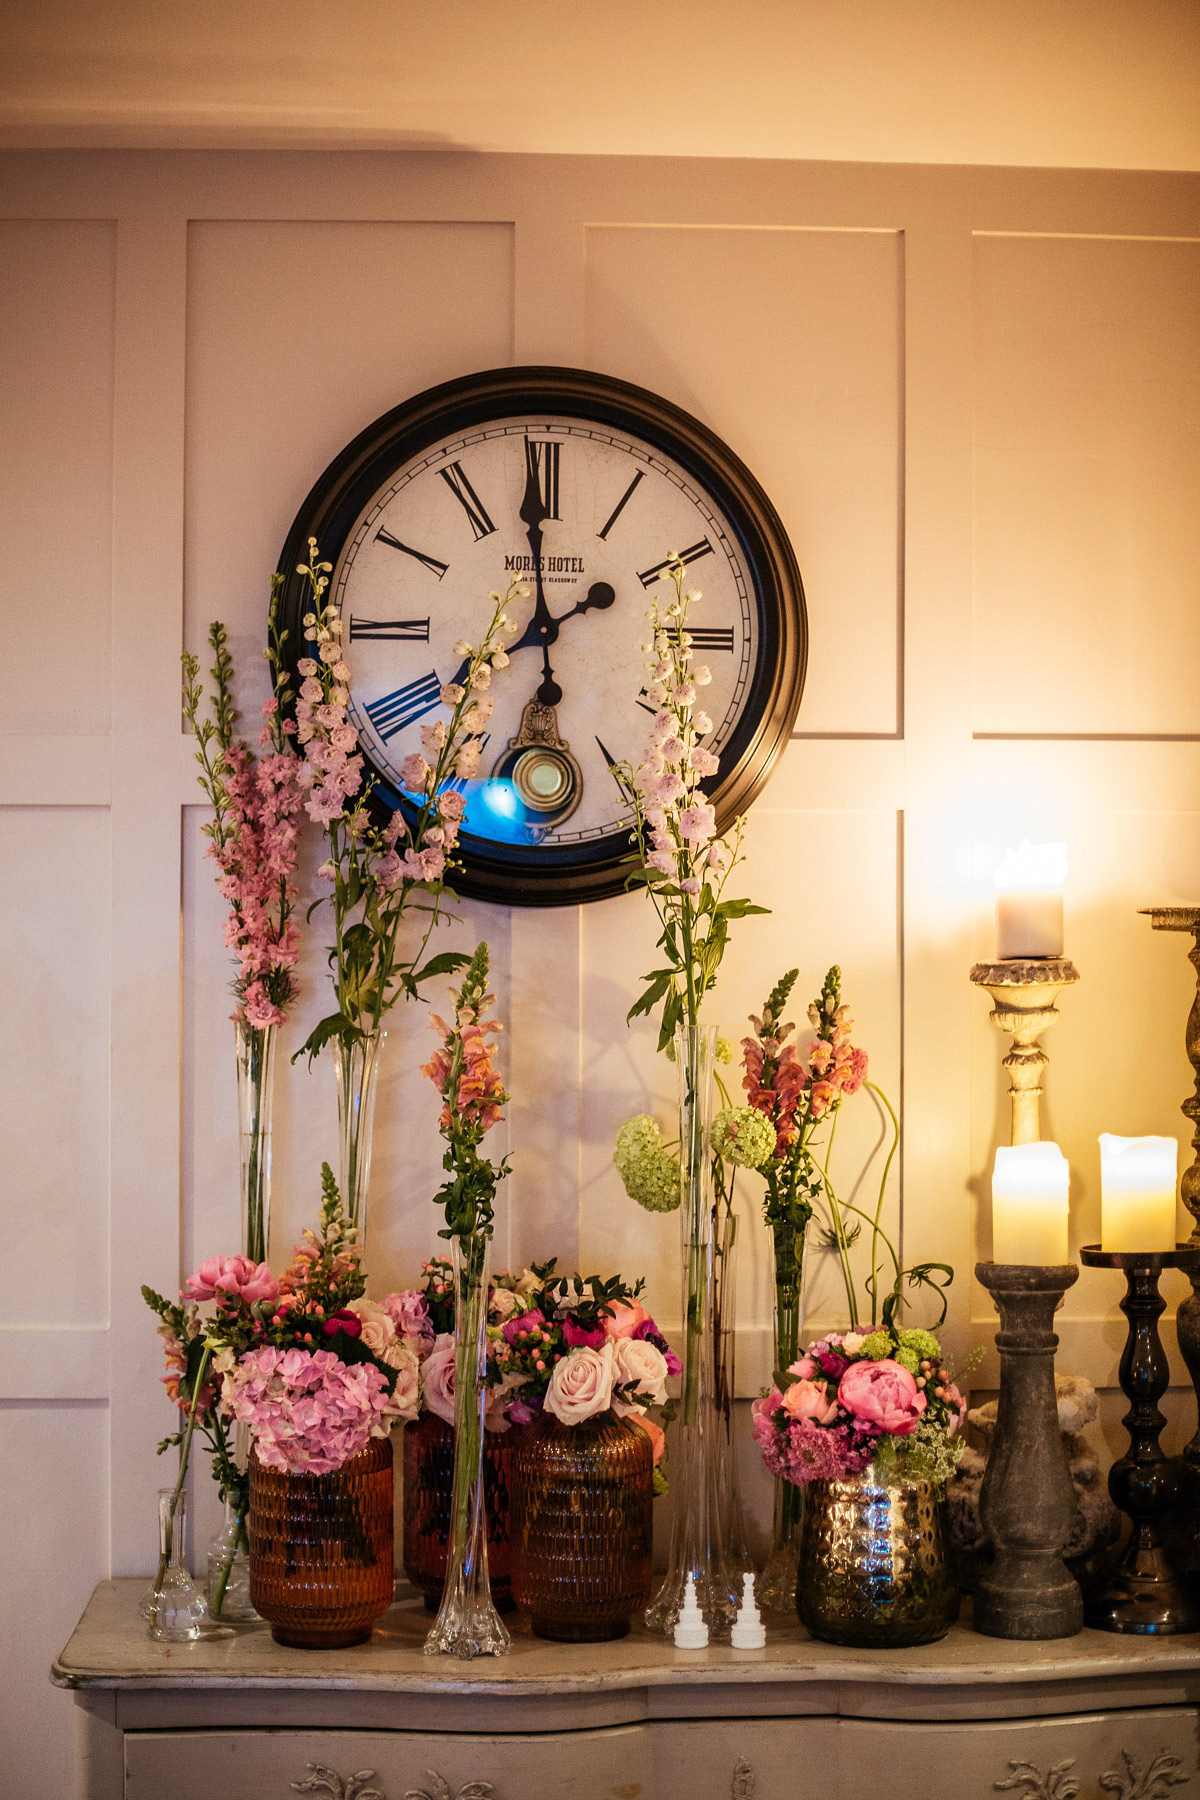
[404,1774,496,1800]
[996,1759,1080,1799]
[1099,1750,1189,1798]
[732,1758,756,1798]
[995,1751,1190,1799]
[292,1767,388,1800]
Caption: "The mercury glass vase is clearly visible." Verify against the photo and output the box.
[511,1408,653,1641]
[796,1462,960,1647]
[235,1017,278,1265]
[713,1190,756,1589]
[248,1438,394,1648]
[334,1027,386,1249]
[424,1233,510,1658]
[645,1020,738,1639]
[757,1216,807,1613]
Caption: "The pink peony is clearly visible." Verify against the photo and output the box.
[781,1378,838,1425]
[544,1342,615,1426]
[837,1357,927,1437]
[183,1255,279,1307]
[502,1307,545,1346]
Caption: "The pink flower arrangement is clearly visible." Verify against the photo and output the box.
[223,1345,401,1476]
[753,1326,966,1493]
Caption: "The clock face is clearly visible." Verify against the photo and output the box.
[277,367,806,905]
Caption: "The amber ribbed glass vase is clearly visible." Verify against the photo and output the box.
[402,1414,515,1611]
[511,1409,653,1641]
[248,1438,394,1648]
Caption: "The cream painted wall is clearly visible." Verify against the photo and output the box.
[1,149,1199,1798]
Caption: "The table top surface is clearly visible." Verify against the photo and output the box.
[52,1580,1200,1698]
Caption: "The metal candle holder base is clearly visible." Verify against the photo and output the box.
[974,1262,1083,1640]
[1080,1245,1200,1635]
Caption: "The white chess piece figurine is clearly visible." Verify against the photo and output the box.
[673,1575,710,1649]
[730,1572,767,1649]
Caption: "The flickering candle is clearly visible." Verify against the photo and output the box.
[995,840,1067,959]
[1099,1134,1178,1254]
[991,1142,1071,1265]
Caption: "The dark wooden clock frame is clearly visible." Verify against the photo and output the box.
[276,365,807,907]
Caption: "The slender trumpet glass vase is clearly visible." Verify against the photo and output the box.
[645,1021,738,1639]
[424,1232,510,1659]
[758,1218,806,1613]
[334,1027,386,1250]
[235,1018,278,1265]
[713,1193,756,1588]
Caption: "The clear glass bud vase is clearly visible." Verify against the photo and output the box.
[334,1028,386,1249]
[713,1188,756,1589]
[206,1495,256,1623]
[424,1232,510,1659]
[757,1217,807,1613]
[146,1488,207,1642]
[235,1018,278,1265]
[645,1021,738,1639]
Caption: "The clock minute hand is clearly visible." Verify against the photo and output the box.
[517,443,562,704]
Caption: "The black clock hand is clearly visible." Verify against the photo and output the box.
[518,442,561,704]
[503,582,616,658]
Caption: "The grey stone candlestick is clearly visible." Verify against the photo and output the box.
[974,1262,1084,1640]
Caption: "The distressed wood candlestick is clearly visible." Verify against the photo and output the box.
[1080,1245,1200,1634]
[970,958,1080,1145]
[974,1262,1083,1640]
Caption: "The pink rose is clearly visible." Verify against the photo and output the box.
[837,1357,927,1437]
[563,1316,607,1349]
[420,1333,457,1426]
[604,1299,650,1340]
[183,1254,279,1307]
[781,1378,838,1425]
[379,1342,420,1426]
[610,1336,669,1413]
[787,1355,819,1380]
[544,1342,615,1426]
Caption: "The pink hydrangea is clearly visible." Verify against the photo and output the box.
[221,1345,394,1475]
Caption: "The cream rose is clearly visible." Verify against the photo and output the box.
[378,1342,420,1428]
[488,1286,520,1323]
[544,1342,615,1427]
[610,1335,669,1414]
[346,1297,398,1359]
[420,1332,457,1426]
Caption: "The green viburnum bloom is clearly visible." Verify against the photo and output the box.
[715,1036,734,1065]
[859,1329,892,1362]
[614,1115,681,1213]
[894,1344,921,1374]
[709,1105,776,1170]
[897,1327,941,1364]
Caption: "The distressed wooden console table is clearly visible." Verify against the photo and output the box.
[55,1581,1200,1799]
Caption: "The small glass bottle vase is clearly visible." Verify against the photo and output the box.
[235,1017,278,1265]
[206,1497,257,1623]
[758,1217,806,1613]
[644,1020,738,1639]
[424,1233,510,1659]
[334,1028,386,1250]
[145,1489,207,1642]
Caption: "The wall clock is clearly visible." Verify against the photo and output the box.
[276,366,806,906]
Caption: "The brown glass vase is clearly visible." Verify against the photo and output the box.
[248,1437,394,1648]
[511,1408,654,1641]
[402,1413,515,1611]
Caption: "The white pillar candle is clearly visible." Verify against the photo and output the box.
[995,840,1067,959]
[992,1142,1071,1265]
[1100,1134,1178,1254]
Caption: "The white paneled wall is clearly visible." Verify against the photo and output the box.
[1,152,1199,1799]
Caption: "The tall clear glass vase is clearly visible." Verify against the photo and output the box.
[645,1021,738,1638]
[713,1187,756,1588]
[757,1217,807,1613]
[334,1027,386,1249]
[424,1232,510,1659]
[235,1018,278,1265]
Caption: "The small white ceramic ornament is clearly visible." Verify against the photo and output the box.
[673,1575,709,1649]
[731,1573,766,1649]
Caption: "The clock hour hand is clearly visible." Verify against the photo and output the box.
[504,583,617,658]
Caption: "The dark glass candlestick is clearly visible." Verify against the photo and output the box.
[1079,1244,1200,1634]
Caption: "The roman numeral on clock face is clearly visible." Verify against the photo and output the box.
[373,528,448,580]
[440,462,496,540]
[637,538,715,588]
[524,438,560,518]
[363,670,443,742]
[349,616,431,642]
[688,626,735,652]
